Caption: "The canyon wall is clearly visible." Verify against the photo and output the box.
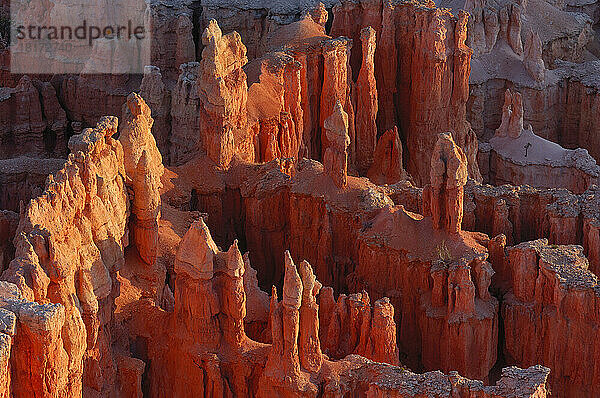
[492,238,600,397]
[0,77,67,159]
[478,89,600,193]
[462,181,600,274]
[332,0,481,185]
[115,210,549,398]
[178,134,497,381]
[469,60,600,164]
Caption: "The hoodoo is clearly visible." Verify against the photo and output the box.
[2,0,600,396]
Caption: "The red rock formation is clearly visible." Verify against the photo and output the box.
[1,117,130,396]
[246,52,303,163]
[269,19,329,160]
[0,157,65,212]
[354,204,498,380]
[320,37,356,166]
[0,76,59,158]
[367,126,406,185]
[0,281,69,398]
[298,258,323,372]
[354,26,378,175]
[495,239,600,396]
[424,132,469,234]
[464,180,600,274]
[144,218,546,396]
[0,211,17,272]
[198,20,249,168]
[484,89,600,193]
[323,102,351,189]
[319,287,399,365]
[59,74,135,129]
[170,62,202,166]
[242,253,270,341]
[146,2,195,82]
[140,66,171,161]
[524,30,545,83]
[332,1,481,185]
[120,93,165,265]
[495,89,524,139]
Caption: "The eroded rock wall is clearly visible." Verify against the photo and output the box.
[493,239,600,397]
[332,0,481,185]
[1,117,130,396]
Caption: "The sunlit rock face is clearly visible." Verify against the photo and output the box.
[3,0,600,396]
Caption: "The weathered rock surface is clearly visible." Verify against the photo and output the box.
[424,132,469,234]
[140,66,171,162]
[2,1,598,396]
[323,102,351,189]
[0,157,65,212]
[354,26,379,175]
[198,20,249,168]
[170,62,202,166]
[367,126,407,186]
[246,52,303,163]
[493,239,600,397]
[120,93,165,265]
[482,89,600,193]
[332,1,482,185]
[0,77,68,159]
[524,30,546,83]
[1,117,130,396]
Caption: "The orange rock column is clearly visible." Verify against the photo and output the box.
[354,26,378,175]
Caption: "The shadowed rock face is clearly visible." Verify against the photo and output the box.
[482,89,600,193]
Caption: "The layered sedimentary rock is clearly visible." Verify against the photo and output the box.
[2,1,595,395]
[524,30,545,83]
[0,76,68,159]
[197,0,333,60]
[197,20,249,168]
[318,287,399,365]
[60,74,138,128]
[355,205,497,381]
[0,211,17,272]
[117,213,544,397]
[320,37,356,167]
[177,147,495,381]
[494,89,524,139]
[170,62,202,166]
[481,89,600,193]
[492,239,600,397]
[0,281,69,398]
[246,52,303,163]
[424,132,469,234]
[120,93,165,265]
[0,157,65,212]
[140,66,171,161]
[332,1,481,184]
[146,1,195,82]
[464,0,592,67]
